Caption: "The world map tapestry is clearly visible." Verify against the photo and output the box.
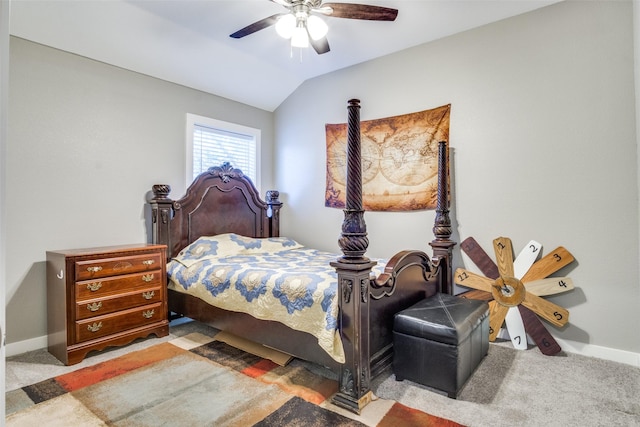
[325,104,450,211]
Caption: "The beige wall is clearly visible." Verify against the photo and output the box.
[274,1,640,358]
[6,37,274,345]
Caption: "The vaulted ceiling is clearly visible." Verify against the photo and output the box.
[9,0,561,111]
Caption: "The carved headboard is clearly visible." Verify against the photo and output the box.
[150,162,282,259]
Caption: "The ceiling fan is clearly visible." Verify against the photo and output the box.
[229,1,398,55]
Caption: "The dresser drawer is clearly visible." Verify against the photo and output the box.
[76,270,162,300]
[75,286,162,320]
[75,252,162,281]
[75,302,163,343]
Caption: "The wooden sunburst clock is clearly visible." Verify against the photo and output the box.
[455,237,575,355]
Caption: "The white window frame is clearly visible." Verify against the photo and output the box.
[186,113,261,191]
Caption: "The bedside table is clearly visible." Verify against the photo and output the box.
[46,244,169,365]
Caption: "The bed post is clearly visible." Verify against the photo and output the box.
[265,190,282,237]
[150,184,173,257]
[330,99,377,414]
[429,141,456,294]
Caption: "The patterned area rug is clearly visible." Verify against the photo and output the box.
[5,333,463,426]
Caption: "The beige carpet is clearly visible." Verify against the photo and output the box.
[373,341,640,426]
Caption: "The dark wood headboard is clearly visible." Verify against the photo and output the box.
[149,162,282,259]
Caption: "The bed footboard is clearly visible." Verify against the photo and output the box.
[369,250,441,376]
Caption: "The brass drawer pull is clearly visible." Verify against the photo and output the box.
[142,309,155,319]
[87,302,102,312]
[142,291,155,300]
[142,260,155,266]
[87,282,102,292]
[87,322,103,332]
[87,266,103,273]
[141,274,154,282]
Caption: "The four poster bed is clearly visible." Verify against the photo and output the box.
[149,99,455,413]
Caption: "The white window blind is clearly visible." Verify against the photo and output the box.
[186,114,260,188]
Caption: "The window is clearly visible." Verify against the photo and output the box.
[186,113,261,189]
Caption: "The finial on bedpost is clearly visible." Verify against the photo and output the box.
[430,141,456,294]
[152,184,171,200]
[331,98,376,415]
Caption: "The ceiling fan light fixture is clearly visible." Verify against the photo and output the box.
[307,15,328,40]
[291,21,309,48]
[275,14,296,39]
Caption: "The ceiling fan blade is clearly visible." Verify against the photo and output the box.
[320,3,398,21]
[520,246,575,282]
[313,6,334,15]
[488,300,508,341]
[505,307,528,350]
[454,268,494,293]
[513,240,542,280]
[493,237,515,278]
[518,305,562,355]
[308,33,330,54]
[230,13,285,39]
[461,237,499,279]
[522,292,569,328]
[525,277,574,296]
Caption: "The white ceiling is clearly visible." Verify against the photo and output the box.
[9,0,561,111]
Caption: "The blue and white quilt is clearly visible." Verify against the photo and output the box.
[167,233,385,363]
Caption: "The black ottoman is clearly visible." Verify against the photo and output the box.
[393,293,489,398]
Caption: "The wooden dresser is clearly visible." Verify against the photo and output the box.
[46,244,169,365]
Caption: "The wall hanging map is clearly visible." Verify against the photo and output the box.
[325,104,450,211]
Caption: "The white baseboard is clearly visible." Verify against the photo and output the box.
[5,335,47,358]
[496,329,640,367]
[6,333,640,368]
[554,338,640,367]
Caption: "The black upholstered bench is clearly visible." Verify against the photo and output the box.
[392,293,489,398]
